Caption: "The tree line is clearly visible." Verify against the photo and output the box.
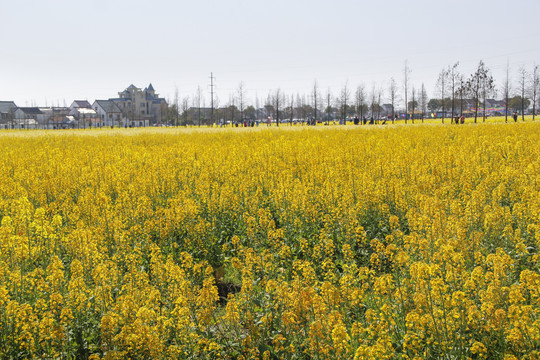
[165,61,540,126]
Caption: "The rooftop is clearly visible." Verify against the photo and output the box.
[0,101,17,113]
[94,100,122,113]
[17,107,43,115]
[72,100,92,108]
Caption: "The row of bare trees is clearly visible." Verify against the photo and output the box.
[165,61,540,126]
[436,61,540,123]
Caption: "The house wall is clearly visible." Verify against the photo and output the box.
[93,103,121,126]
[14,109,27,119]
[93,104,106,124]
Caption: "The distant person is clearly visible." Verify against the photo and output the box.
[513,112,518,122]
[460,114,465,124]
[354,116,359,125]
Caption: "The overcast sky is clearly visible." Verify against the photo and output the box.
[1,0,539,107]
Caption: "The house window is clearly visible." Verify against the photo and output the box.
[141,110,145,115]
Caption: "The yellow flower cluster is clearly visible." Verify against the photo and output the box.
[0,123,539,359]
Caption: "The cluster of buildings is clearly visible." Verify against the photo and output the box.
[0,84,168,129]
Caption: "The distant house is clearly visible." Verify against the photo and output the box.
[14,107,43,129]
[381,104,394,116]
[0,101,17,128]
[484,99,506,115]
[463,99,477,110]
[38,107,71,128]
[485,99,504,108]
[93,100,124,127]
[187,107,213,125]
[110,83,167,126]
[70,100,92,110]
[56,116,77,129]
[69,107,99,128]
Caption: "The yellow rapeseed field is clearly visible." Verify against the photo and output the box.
[0,122,539,359]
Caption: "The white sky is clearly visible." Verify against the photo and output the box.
[1,0,539,107]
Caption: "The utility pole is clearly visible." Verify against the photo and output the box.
[210,72,215,125]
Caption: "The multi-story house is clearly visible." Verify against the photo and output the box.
[110,84,167,126]
[93,100,124,127]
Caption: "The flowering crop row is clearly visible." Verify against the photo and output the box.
[0,123,539,359]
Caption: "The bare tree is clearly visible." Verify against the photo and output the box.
[403,61,411,124]
[377,87,383,121]
[481,67,495,122]
[436,67,448,123]
[518,66,527,121]
[370,84,377,121]
[449,62,460,122]
[174,86,180,126]
[339,81,350,125]
[325,88,332,125]
[531,64,539,121]
[388,78,397,123]
[237,81,247,124]
[503,61,512,122]
[195,86,203,127]
[410,86,416,124]
[458,75,466,118]
[369,84,382,123]
[296,93,303,124]
[300,94,308,124]
[312,80,319,124]
[272,88,284,127]
[265,93,274,125]
[255,95,260,124]
[229,94,237,125]
[420,83,428,123]
[465,60,493,123]
[288,94,294,125]
[181,96,190,126]
[355,84,367,124]
[201,97,207,126]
